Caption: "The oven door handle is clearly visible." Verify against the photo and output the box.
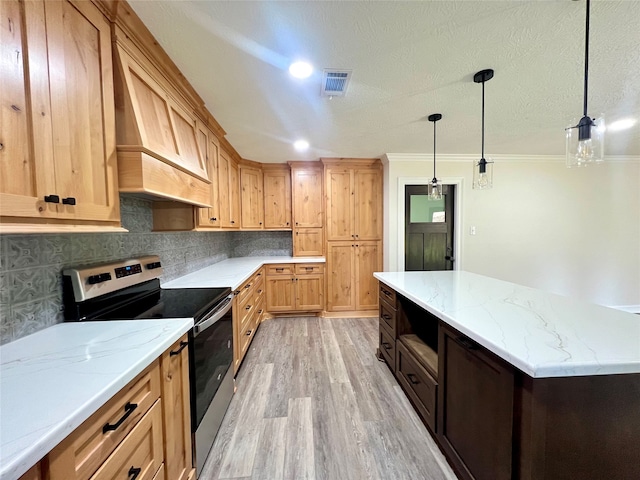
[193,294,234,336]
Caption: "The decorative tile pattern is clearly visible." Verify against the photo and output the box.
[0,194,297,344]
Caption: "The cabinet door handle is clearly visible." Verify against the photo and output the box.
[230,220,235,224]
[62,197,76,205]
[245,305,252,310]
[381,313,392,321]
[245,284,251,289]
[407,373,420,385]
[128,466,141,480]
[44,194,60,203]
[382,342,392,350]
[170,341,188,356]
[259,222,262,225]
[246,329,252,336]
[210,217,217,221]
[103,402,137,433]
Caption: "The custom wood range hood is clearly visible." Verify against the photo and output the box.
[104,0,215,208]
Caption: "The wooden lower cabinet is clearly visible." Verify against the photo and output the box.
[18,463,41,480]
[42,337,194,480]
[160,337,194,480]
[265,263,324,313]
[233,268,265,373]
[326,241,381,312]
[437,326,514,480]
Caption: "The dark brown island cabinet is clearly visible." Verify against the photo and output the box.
[377,281,640,480]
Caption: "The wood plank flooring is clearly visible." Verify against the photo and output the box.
[200,316,457,480]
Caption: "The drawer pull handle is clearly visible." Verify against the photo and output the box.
[305,267,314,271]
[103,402,137,433]
[62,197,76,205]
[276,268,284,272]
[381,289,392,296]
[382,342,392,350]
[44,194,60,203]
[246,329,252,336]
[170,341,189,356]
[128,466,142,480]
[381,314,392,321]
[258,289,263,294]
[407,373,420,385]
[245,305,252,310]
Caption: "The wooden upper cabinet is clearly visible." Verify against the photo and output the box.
[325,168,354,241]
[240,165,264,229]
[195,125,221,228]
[229,158,240,228]
[217,149,240,229]
[354,169,382,240]
[217,150,231,227]
[291,166,323,228]
[263,165,292,230]
[0,0,121,229]
[324,161,382,241]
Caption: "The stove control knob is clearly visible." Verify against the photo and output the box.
[88,272,112,285]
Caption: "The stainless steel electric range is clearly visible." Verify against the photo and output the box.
[62,256,234,476]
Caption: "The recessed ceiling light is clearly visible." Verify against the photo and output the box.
[293,139,309,151]
[607,118,637,132]
[289,61,313,79]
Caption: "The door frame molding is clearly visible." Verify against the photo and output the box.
[397,176,464,272]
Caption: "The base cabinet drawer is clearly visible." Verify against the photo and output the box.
[47,361,161,480]
[379,299,397,336]
[90,401,164,480]
[396,341,437,432]
[379,324,396,369]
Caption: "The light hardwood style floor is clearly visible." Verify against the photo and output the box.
[201,317,458,480]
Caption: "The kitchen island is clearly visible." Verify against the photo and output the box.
[374,270,640,480]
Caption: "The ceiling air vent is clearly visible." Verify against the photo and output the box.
[321,69,352,97]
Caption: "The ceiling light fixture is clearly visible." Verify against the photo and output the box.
[293,139,309,152]
[566,0,604,167]
[473,69,494,190]
[288,61,313,79]
[427,113,443,200]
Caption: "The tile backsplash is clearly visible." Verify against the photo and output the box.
[0,196,292,345]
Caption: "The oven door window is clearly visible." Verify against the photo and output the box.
[191,310,233,429]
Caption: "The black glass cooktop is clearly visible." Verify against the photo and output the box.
[92,284,230,322]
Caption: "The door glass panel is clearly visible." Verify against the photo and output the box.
[410,195,445,223]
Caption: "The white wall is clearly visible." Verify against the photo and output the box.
[383,154,640,308]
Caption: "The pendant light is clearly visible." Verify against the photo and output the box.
[473,69,494,190]
[565,0,604,167]
[428,113,443,200]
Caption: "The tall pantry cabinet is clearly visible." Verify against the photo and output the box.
[290,162,324,257]
[323,159,383,313]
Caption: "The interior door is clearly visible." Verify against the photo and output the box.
[405,184,455,271]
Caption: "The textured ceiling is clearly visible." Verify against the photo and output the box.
[128,0,640,163]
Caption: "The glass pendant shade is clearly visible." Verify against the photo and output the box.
[566,115,605,167]
[473,158,493,190]
[429,178,442,200]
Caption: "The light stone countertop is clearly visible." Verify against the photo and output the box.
[0,319,193,480]
[162,256,326,291]
[374,271,640,378]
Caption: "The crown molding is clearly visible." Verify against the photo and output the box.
[383,153,640,164]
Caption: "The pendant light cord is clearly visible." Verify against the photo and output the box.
[433,120,437,179]
[481,80,485,160]
[583,0,590,117]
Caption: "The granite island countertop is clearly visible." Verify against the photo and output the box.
[374,270,640,378]
[162,256,325,290]
[0,318,193,480]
